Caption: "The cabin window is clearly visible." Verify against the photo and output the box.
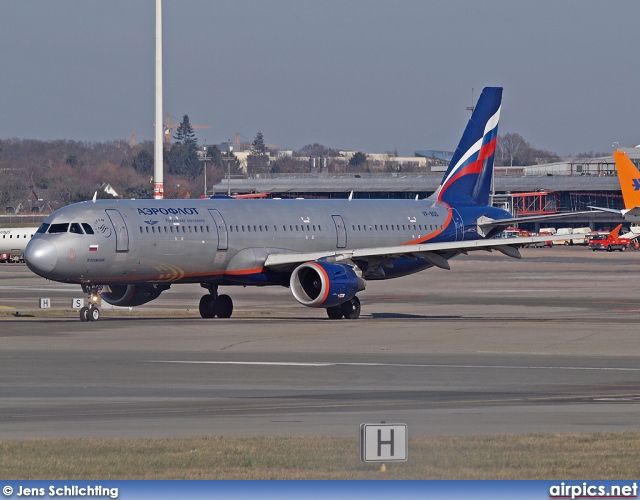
[254,225,257,232]
[48,223,69,234]
[313,225,316,231]
[274,225,277,231]
[290,225,293,231]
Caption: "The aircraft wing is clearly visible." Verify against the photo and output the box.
[264,233,565,271]
[587,205,623,215]
[588,205,640,221]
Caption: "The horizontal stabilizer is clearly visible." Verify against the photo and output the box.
[477,210,604,236]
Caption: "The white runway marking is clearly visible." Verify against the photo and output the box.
[150,361,640,372]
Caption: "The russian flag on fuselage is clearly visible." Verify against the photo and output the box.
[435,87,502,206]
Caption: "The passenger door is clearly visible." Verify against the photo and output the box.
[105,209,129,252]
[208,209,228,250]
[332,215,347,248]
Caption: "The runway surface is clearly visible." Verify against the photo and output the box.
[2,246,640,439]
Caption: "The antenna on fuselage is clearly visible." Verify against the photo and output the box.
[92,191,97,203]
[348,191,353,201]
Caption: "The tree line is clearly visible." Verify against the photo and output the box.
[0,117,603,212]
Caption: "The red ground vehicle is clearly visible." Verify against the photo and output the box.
[588,224,630,252]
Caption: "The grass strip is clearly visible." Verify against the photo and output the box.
[2,433,639,479]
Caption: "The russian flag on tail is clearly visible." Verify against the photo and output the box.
[434,87,502,206]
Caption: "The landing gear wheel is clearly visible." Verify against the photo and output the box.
[341,296,361,320]
[326,305,344,320]
[199,295,216,318]
[215,294,233,318]
[79,307,89,322]
[88,307,100,322]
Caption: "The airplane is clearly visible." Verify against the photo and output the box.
[0,226,38,262]
[24,87,583,322]
[590,151,640,222]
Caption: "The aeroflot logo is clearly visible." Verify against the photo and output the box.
[632,179,640,191]
[137,207,200,216]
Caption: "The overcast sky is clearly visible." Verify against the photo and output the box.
[1,0,639,156]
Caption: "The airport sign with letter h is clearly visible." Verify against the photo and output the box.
[360,423,407,462]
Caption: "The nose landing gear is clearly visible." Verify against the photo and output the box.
[79,284,102,322]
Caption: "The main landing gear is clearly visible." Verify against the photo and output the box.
[79,284,101,322]
[199,284,234,319]
[326,296,361,320]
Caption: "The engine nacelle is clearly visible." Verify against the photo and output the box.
[100,283,170,307]
[290,261,364,308]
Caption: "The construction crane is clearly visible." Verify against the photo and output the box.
[164,113,212,144]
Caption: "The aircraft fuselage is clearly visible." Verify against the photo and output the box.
[25,197,509,286]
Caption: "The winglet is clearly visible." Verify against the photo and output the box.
[613,151,640,210]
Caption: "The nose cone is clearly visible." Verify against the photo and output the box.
[25,239,58,276]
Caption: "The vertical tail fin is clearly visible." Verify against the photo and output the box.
[610,223,623,239]
[613,151,640,210]
[433,87,502,206]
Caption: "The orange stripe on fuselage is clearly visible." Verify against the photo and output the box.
[70,267,267,285]
[400,204,453,246]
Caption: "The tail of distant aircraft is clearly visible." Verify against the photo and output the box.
[610,223,623,239]
[613,151,640,210]
[433,86,502,206]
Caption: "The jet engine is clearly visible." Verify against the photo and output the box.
[290,261,364,308]
[100,283,170,307]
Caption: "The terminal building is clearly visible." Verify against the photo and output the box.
[213,148,640,232]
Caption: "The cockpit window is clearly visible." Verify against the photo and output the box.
[36,223,50,234]
[48,223,69,234]
[82,223,95,235]
[69,223,84,234]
